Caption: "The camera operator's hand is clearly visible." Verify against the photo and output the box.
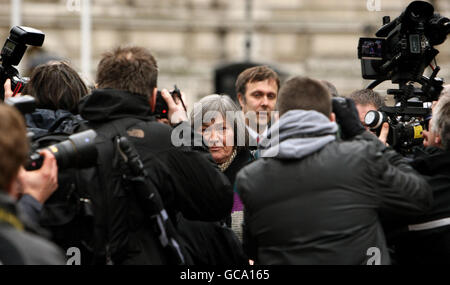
[17,150,58,204]
[156,118,171,126]
[378,122,389,145]
[3,78,21,100]
[332,97,365,139]
[161,89,188,125]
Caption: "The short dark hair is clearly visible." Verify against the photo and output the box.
[0,105,28,191]
[23,61,88,114]
[348,89,384,109]
[235,66,280,100]
[277,76,331,117]
[96,46,158,97]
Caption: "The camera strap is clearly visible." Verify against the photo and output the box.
[408,217,450,232]
[100,118,186,265]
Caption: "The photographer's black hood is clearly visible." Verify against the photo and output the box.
[79,88,154,122]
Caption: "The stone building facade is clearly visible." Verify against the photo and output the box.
[0,0,449,107]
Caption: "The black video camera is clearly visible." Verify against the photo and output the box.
[26,129,98,171]
[0,26,45,101]
[154,85,185,119]
[358,1,449,154]
[358,1,449,87]
[364,104,427,150]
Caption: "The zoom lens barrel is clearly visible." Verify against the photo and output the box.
[26,129,97,171]
[364,110,387,129]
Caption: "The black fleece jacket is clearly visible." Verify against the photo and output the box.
[78,88,233,222]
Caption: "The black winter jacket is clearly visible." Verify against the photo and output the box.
[77,89,233,264]
[21,108,85,226]
[386,148,450,264]
[176,148,253,265]
[237,132,432,265]
[25,108,84,139]
[0,193,65,265]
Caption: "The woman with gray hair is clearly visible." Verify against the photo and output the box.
[191,94,250,169]
[177,94,253,265]
[190,95,252,230]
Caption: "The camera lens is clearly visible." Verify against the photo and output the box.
[46,129,98,170]
[25,130,97,171]
[405,1,433,23]
[364,110,385,129]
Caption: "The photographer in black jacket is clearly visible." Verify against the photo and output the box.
[77,46,232,264]
[3,61,92,253]
[0,104,64,264]
[237,76,431,265]
[386,88,450,264]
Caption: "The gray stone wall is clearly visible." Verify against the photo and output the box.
[0,0,449,107]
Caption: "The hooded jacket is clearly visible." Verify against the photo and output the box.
[78,89,233,264]
[79,88,232,220]
[237,110,432,265]
[25,108,84,138]
[20,108,85,225]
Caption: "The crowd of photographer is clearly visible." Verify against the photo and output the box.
[0,0,450,265]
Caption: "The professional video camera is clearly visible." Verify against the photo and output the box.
[0,26,45,101]
[357,1,449,154]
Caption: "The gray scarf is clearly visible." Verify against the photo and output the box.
[259,110,338,159]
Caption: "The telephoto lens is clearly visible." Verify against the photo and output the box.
[26,129,98,171]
